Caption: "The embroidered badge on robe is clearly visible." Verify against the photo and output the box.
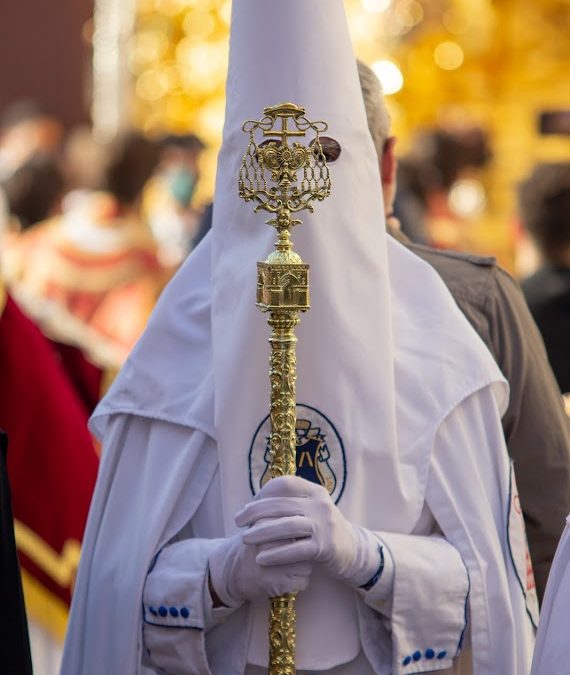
[249,404,346,504]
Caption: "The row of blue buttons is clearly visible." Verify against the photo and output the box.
[148,605,190,619]
[402,649,446,666]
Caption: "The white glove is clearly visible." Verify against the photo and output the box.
[208,525,313,608]
[235,475,382,587]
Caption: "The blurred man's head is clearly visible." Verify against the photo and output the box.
[100,131,161,207]
[0,101,64,179]
[519,162,570,267]
[2,154,65,230]
[356,60,397,216]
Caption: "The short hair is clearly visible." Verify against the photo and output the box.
[0,100,54,132]
[158,133,205,153]
[2,154,65,230]
[100,131,161,205]
[356,60,392,158]
[518,163,570,262]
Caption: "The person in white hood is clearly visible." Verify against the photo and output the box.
[61,1,537,674]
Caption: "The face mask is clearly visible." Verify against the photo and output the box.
[168,167,196,208]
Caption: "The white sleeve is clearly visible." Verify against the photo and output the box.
[424,386,535,674]
[357,393,508,674]
[142,539,237,675]
[139,429,239,675]
[360,531,469,674]
[61,412,220,675]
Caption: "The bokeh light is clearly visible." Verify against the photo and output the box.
[361,0,391,13]
[372,59,404,95]
[394,0,424,29]
[433,41,464,70]
[449,179,487,217]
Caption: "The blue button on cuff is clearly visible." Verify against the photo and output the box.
[402,648,448,668]
[145,604,192,623]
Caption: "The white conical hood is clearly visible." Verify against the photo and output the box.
[94,0,505,537]
[211,0,401,532]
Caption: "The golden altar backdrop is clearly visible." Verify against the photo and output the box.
[127,0,570,270]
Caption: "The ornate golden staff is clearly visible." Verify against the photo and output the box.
[239,103,332,675]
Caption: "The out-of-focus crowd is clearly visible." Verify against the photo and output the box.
[0,102,214,673]
[393,127,570,397]
[1,101,568,397]
[0,101,208,374]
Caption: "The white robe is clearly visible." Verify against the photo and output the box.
[61,0,536,669]
[530,517,570,674]
[62,386,535,675]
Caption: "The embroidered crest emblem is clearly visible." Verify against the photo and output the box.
[249,403,346,504]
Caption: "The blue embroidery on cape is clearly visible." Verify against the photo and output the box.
[248,403,347,504]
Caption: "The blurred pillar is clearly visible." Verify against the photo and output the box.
[92,0,137,139]
[0,0,93,127]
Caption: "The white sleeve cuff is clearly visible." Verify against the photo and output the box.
[356,534,395,613]
[362,532,470,675]
[142,538,226,675]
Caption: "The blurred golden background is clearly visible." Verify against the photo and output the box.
[0,3,569,672]
[123,0,570,270]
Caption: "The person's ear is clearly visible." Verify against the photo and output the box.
[381,136,397,186]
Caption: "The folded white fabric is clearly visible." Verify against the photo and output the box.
[236,475,382,588]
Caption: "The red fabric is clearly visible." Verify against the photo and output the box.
[48,340,104,414]
[0,296,99,606]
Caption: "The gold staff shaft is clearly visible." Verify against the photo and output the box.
[239,101,331,675]
[267,312,299,675]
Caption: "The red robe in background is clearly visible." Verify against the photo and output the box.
[0,292,99,648]
[3,193,169,362]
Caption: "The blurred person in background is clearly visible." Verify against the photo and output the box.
[0,274,99,675]
[0,154,66,285]
[62,125,108,195]
[4,130,168,362]
[395,127,492,252]
[392,155,431,245]
[520,163,570,395]
[0,134,122,412]
[1,154,65,232]
[144,133,205,266]
[358,59,570,601]
[0,101,63,182]
[0,101,65,257]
